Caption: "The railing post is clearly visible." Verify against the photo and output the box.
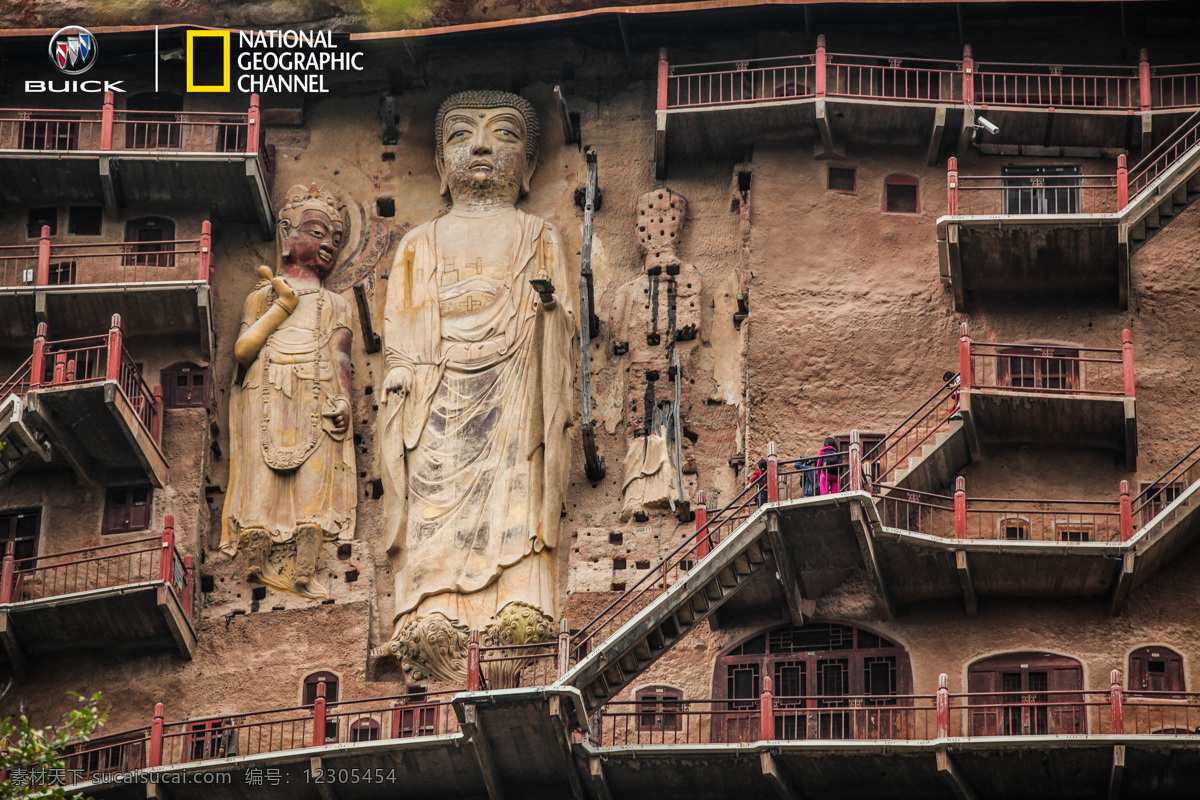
[1116,154,1129,209]
[759,674,774,741]
[312,681,327,747]
[958,323,972,391]
[148,702,164,768]
[1122,329,1134,398]
[36,225,51,287]
[199,220,213,284]
[184,555,195,618]
[937,674,950,737]
[1138,49,1151,113]
[1120,480,1133,542]
[962,45,974,106]
[52,352,66,386]
[30,323,47,389]
[159,514,175,583]
[467,630,481,691]
[246,94,261,155]
[0,541,15,604]
[766,442,779,503]
[954,477,967,539]
[1110,669,1124,734]
[947,157,959,215]
[100,90,115,151]
[849,430,862,492]
[106,313,123,383]
[814,35,827,98]
[557,618,571,679]
[656,48,669,112]
[152,385,164,444]
[695,490,710,557]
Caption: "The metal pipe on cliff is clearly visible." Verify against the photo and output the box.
[579,147,606,481]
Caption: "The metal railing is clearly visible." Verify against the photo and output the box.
[1132,440,1200,530]
[0,516,192,609]
[865,375,960,486]
[1127,109,1200,199]
[467,622,573,691]
[0,223,212,289]
[949,172,1120,215]
[962,327,1132,399]
[0,93,262,156]
[658,40,1200,114]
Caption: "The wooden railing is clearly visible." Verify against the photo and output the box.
[864,374,960,486]
[0,93,262,156]
[0,515,192,609]
[658,40,1200,113]
[0,222,212,289]
[959,324,1132,399]
[1132,439,1200,530]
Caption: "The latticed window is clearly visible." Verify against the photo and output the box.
[968,653,1084,736]
[998,347,1079,390]
[636,686,683,731]
[162,362,210,409]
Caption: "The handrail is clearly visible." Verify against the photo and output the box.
[0,357,33,399]
[1127,109,1200,199]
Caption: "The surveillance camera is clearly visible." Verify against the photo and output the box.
[977,116,999,135]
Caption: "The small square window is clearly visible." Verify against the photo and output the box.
[103,486,153,534]
[613,557,627,570]
[28,208,57,238]
[376,198,396,217]
[828,166,857,193]
[1001,519,1029,540]
[1056,524,1092,543]
[68,207,103,236]
[884,176,920,213]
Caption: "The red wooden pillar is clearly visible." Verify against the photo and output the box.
[0,540,15,604]
[1116,155,1129,209]
[30,323,47,388]
[1122,329,1134,398]
[958,323,972,391]
[148,703,165,768]
[759,675,774,741]
[467,630,481,691]
[849,430,862,492]
[954,477,967,539]
[936,674,950,737]
[962,45,975,106]
[52,352,67,385]
[1138,49,1151,113]
[766,442,779,503]
[557,618,571,679]
[199,220,213,283]
[1119,480,1133,542]
[656,48,669,112]
[312,681,328,747]
[695,491,710,557]
[105,314,123,383]
[152,385,164,444]
[814,35,827,98]
[947,157,959,215]
[1110,669,1125,734]
[100,91,115,151]
[36,225,51,287]
[183,555,195,618]
[247,94,261,155]
[159,514,175,583]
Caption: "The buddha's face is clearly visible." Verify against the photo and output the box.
[282,208,344,278]
[439,106,529,203]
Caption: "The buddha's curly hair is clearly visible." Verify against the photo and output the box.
[434,90,540,169]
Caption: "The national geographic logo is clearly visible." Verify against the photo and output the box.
[186,29,364,94]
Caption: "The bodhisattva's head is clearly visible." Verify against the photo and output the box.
[277,183,347,279]
[434,90,540,205]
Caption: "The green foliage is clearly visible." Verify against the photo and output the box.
[0,692,106,800]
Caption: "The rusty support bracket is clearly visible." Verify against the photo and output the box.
[462,704,505,800]
[936,748,980,800]
[352,282,381,354]
[760,752,804,800]
[955,550,978,616]
[1108,744,1125,800]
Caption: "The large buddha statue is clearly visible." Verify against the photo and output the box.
[381,91,577,683]
[221,184,357,599]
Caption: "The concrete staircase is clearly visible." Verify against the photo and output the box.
[1126,110,1200,251]
[0,395,49,488]
[885,420,969,496]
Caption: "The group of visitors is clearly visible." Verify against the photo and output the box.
[749,437,844,505]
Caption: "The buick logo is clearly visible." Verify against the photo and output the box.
[48,26,98,75]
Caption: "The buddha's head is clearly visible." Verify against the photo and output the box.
[277,183,346,279]
[434,90,540,204]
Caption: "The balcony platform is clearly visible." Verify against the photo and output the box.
[23,380,168,488]
[35,282,213,354]
[0,582,194,681]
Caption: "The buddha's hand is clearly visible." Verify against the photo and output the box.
[531,272,557,310]
[323,397,352,435]
[381,366,413,405]
[258,265,299,314]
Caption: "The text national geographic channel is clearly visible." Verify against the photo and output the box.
[187,29,365,93]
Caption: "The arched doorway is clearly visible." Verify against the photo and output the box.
[713,621,913,741]
[967,652,1085,736]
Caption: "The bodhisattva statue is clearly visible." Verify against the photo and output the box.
[221,184,357,598]
[381,91,577,684]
